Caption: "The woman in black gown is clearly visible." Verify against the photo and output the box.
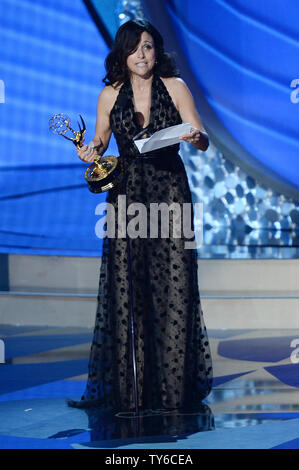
[69,19,213,414]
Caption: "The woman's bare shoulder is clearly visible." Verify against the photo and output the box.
[99,83,122,99]
[159,77,189,109]
[98,83,124,112]
[160,76,187,90]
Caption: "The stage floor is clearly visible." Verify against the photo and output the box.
[0,325,299,449]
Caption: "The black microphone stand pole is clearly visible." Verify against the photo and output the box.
[123,161,140,424]
[116,102,151,424]
[123,123,151,421]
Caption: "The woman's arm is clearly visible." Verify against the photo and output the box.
[93,86,113,153]
[170,78,209,152]
[76,86,114,163]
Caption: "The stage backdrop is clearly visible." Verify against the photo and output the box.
[1,0,299,258]
[142,0,299,258]
[0,0,117,257]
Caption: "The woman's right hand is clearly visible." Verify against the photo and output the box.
[76,137,104,163]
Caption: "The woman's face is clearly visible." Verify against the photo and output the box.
[126,31,156,78]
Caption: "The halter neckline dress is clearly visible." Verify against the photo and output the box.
[73,73,213,412]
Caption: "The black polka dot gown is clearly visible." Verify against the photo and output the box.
[73,73,213,412]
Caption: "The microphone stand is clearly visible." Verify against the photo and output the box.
[116,103,152,427]
[115,157,140,434]
[117,95,140,422]
[125,124,151,420]
[125,170,140,419]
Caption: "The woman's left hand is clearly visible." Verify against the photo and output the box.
[179,127,209,151]
[179,128,202,146]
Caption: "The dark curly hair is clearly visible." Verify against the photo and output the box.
[103,19,180,87]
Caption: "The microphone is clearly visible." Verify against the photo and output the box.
[133,125,151,141]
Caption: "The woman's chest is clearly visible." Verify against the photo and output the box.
[132,88,152,128]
